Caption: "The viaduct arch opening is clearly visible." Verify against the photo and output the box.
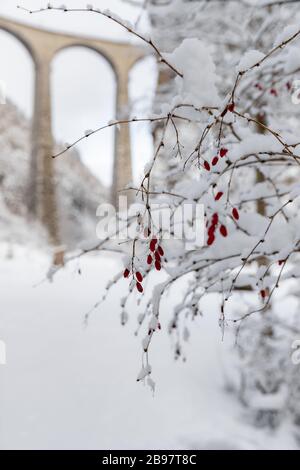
[51,45,116,188]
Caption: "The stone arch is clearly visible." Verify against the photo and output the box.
[53,43,118,78]
[50,41,143,208]
[0,25,37,65]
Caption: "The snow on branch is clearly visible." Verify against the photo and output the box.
[17,4,183,77]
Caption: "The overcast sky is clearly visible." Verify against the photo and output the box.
[0,0,155,186]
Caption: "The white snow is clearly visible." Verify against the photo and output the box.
[164,38,220,108]
[274,24,300,47]
[237,50,265,72]
[0,245,297,450]
[283,46,300,74]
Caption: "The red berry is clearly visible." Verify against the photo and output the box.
[278,259,285,266]
[207,234,215,246]
[232,208,239,220]
[147,254,152,265]
[220,225,228,237]
[219,148,228,158]
[227,103,235,112]
[150,238,157,252]
[136,282,143,293]
[155,251,161,262]
[136,272,143,283]
[203,160,210,171]
[260,289,266,299]
[212,213,219,225]
[157,245,164,257]
[155,261,161,271]
[270,88,278,97]
[215,191,223,201]
[212,156,219,166]
[208,225,215,237]
[123,268,130,278]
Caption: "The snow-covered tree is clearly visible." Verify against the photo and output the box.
[146,0,300,430]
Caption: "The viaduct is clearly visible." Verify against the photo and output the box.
[0,16,145,244]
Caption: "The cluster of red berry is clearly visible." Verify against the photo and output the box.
[203,147,228,172]
[255,81,292,97]
[255,82,278,95]
[123,238,165,294]
[123,267,144,293]
[206,190,240,246]
[147,237,164,271]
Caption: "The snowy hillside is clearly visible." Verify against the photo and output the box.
[0,101,108,247]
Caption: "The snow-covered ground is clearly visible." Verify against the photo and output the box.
[0,244,297,450]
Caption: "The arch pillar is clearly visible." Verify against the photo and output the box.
[29,51,60,245]
[111,66,133,209]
